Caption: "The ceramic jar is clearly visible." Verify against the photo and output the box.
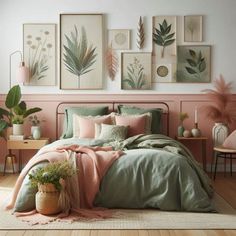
[212,123,229,146]
[32,126,41,140]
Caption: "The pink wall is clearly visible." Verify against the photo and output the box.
[1,93,236,170]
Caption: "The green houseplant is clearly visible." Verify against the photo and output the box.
[0,85,42,139]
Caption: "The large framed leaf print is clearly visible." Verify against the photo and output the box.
[60,14,103,90]
[152,16,177,83]
[121,52,152,90]
[23,23,56,86]
[177,45,211,83]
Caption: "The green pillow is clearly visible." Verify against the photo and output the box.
[117,105,162,134]
[61,106,109,139]
[14,162,48,212]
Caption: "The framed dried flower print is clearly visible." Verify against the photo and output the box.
[121,52,152,90]
[184,15,203,42]
[108,29,130,50]
[23,23,56,86]
[177,45,211,83]
[60,14,104,90]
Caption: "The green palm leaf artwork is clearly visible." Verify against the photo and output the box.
[185,49,206,79]
[123,57,146,89]
[63,25,97,88]
[153,19,175,58]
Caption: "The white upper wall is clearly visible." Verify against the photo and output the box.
[0,0,235,94]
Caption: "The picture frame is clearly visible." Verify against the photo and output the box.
[177,45,211,83]
[108,29,131,50]
[60,14,104,90]
[152,16,177,83]
[23,23,56,86]
[121,52,152,90]
[153,63,176,83]
[184,15,203,42]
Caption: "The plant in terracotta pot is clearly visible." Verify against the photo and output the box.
[0,85,42,139]
[201,74,236,145]
[178,112,189,137]
[28,160,77,215]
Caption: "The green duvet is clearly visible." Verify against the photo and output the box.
[14,134,215,212]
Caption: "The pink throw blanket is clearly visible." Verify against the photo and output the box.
[6,145,124,224]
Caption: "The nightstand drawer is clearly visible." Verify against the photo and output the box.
[7,138,50,150]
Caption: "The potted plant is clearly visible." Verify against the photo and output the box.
[178,112,189,137]
[202,75,236,145]
[28,160,77,215]
[0,85,42,138]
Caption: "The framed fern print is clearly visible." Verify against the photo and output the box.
[121,52,152,90]
[152,16,177,83]
[23,23,56,86]
[177,45,211,83]
[60,14,103,90]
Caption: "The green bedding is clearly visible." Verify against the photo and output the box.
[14,135,215,212]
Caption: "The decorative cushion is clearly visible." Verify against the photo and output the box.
[73,114,113,138]
[117,105,162,134]
[95,123,128,141]
[114,113,152,137]
[61,106,109,139]
[14,162,48,212]
[223,130,236,149]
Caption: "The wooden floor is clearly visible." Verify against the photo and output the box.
[0,173,235,236]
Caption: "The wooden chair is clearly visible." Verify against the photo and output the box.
[212,146,236,180]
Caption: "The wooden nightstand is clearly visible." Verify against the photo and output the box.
[176,136,207,172]
[4,138,50,175]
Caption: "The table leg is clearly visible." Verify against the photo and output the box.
[202,139,207,172]
[18,150,22,173]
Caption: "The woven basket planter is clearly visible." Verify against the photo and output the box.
[36,183,61,215]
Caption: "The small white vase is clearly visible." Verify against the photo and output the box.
[13,124,24,135]
[212,123,229,146]
[31,126,40,136]
[33,126,41,140]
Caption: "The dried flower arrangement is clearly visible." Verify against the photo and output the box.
[137,16,145,49]
[201,74,236,124]
[179,112,189,124]
[29,160,77,191]
[106,43,118,81]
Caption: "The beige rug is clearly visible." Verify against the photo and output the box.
[0,187,235,229]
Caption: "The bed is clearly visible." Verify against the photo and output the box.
[10,101,215,214]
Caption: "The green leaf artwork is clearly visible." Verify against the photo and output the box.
[185,49,206,79]
[153,19,175,58]
[26,31,52,81]
[123,57,146,89]
[63,25,97,88]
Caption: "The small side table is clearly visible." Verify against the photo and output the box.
[176,136,208,172]
[4,138,50,175]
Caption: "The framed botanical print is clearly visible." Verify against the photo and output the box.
[121,52,152,90]
[184,15,203,42]
[60,14,104,90]
[152,16,177,83]
[23,23,56,86]
[108,29,130,50]
[177,45,211,83]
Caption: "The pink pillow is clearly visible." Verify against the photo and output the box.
[223,130,236,149]
[115,114,150,137]
[73,115,112,138]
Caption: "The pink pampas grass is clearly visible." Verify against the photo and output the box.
[202,74,236,124]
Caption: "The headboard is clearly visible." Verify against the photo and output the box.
[56,101,169,139]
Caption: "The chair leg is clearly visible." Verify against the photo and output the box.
[214,153,219,180]
[224,156,226,177]
[211,151,216,177]
[3,155,8,176]
[230,154,233,176]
